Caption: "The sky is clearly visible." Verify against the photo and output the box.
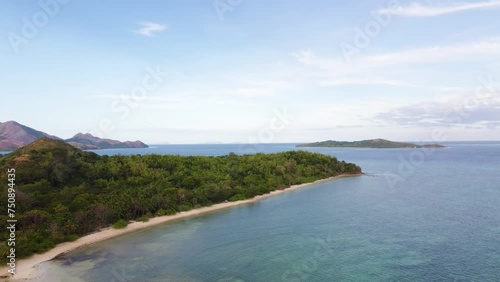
[1,0,500,144]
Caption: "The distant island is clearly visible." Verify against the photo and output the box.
[0,121,148,151]
[297,138,446,149]
[65,133,148,150]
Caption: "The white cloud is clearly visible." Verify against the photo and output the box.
[237,88,275,98]
[292,38,500,87]
[388,40,497,61]
[88,93,181,103]
[135,22,167,37]
[374,93,500,128]
[236,80,290,98]
[296,39,500,70]
[378,0,500,17]
[318,78,414,87]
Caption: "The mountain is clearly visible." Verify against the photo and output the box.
[66,133,148,149]
[0,121,148,151]
[0,121,61,150]
[297,138,446,149]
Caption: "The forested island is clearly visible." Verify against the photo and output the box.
[297,138,446,149]
[0,138,361,261]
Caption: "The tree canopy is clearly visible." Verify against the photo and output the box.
[0,138,361,260]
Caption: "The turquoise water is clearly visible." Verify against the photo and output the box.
[36,143,500,281]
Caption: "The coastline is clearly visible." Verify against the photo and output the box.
[0,173,361,281]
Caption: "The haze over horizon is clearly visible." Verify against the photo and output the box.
[2,0,500,144]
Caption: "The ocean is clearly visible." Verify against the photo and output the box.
[32,142,500,281]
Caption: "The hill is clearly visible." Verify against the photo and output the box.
[66,133,148,150]
[0,121,148,151]
[297,138,446,148]
[0,138,361,260]
[0,121,61,150]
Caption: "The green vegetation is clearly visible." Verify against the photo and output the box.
[297,138,446,149]
[113,219,128,229]
[0,138,361,260]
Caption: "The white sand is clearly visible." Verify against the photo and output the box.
[0,174,359,281]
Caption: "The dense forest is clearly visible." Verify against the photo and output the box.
[0,138,361,260]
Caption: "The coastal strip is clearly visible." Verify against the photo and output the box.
[0,173,361,281]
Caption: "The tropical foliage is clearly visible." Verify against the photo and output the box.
[0,138,361,260]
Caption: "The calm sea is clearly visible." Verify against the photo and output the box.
[30,142,500,281]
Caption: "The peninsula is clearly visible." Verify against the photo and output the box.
[0,138,362,279]
[297,138,446,149]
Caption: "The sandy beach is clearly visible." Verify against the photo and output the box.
[0,173,360,281]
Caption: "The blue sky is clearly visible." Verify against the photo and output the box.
[2,0,500,143]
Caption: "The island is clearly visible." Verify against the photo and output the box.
[0,137,362,276]
[297,138,446,149]
[66,133,148,150]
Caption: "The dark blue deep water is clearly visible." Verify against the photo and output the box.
[36,142,500,281]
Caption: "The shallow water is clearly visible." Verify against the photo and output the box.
[35,143,500,281]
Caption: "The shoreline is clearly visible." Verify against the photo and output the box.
[0,173,361,281]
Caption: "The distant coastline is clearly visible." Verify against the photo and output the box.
[297,138,446,149]
[0,173,361,281]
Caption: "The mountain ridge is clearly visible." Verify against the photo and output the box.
[0,121,61,150]
[0,121,148,151]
